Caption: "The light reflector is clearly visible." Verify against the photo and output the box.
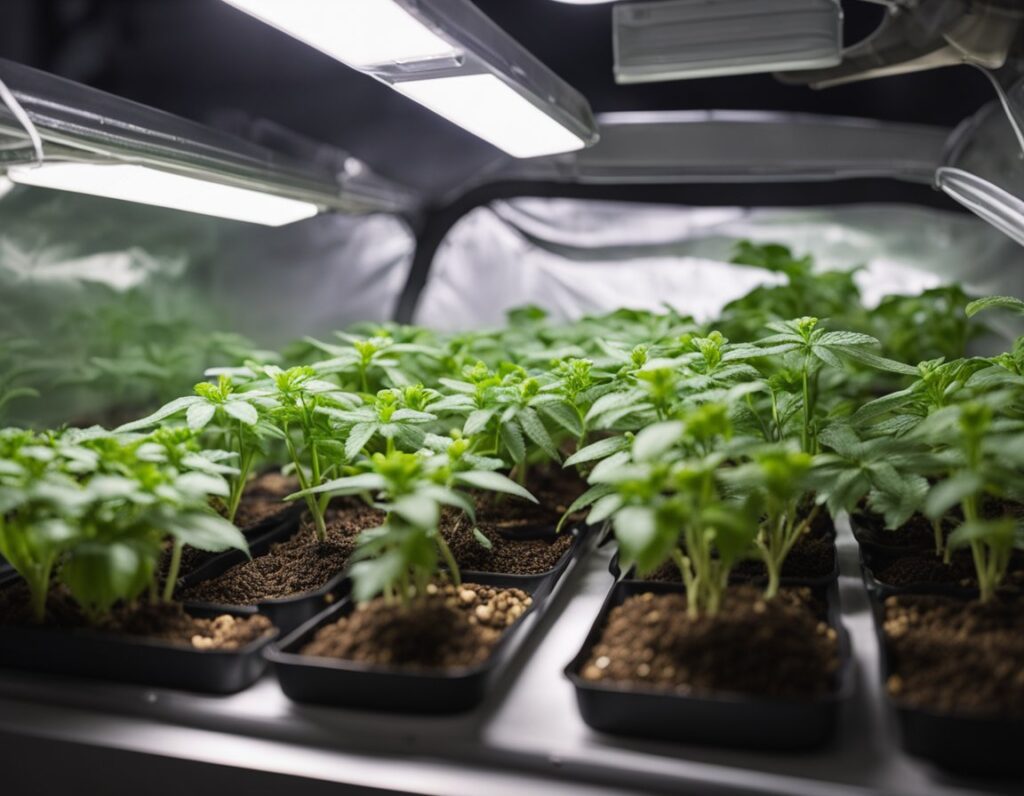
[8,162,320,226]
[393,74,586,158]
[221,0,459,68]
[614,0,843,84]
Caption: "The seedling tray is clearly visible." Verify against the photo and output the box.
[178,517,348,634]
[868,595,1024,777]
[858,545,977,600]
[458,523,586,607]
[607,545,840,590]
[849,513,933,558]
[184,519,588,635]
[565,579,855,750]
[267,569,566,715]
[0,602,277,694]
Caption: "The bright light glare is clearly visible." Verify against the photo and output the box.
[394,74,586,158]
[221,0,459,67]
[8,163,319,226]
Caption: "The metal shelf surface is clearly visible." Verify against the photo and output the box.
[0,520,1019,795]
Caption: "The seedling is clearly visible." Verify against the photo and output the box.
[116,374,273,523]
[290,447,535,604]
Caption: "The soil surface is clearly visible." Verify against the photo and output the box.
[440,510,574,575]
[855,500,1023,552]
[873,551,977,588]
[159,471,301,581]
[884,594,1024,716]
[230,471,299,530]
[638,534,836,584]
[0,580,273,649]
[872,550,1024,591]
[300,581,532,670]
[852,512,942,550]
[469,466,588,536]
[179,500,384,605]
[580,585,839,699]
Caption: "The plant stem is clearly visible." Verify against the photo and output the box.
[931,518,945,559]
[436,533,461,589]
[163,540,183,603]
[801,362,813,453]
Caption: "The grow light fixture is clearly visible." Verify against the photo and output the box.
[613,0,843,84]
[0,58,414,224]
[220,0,597,159]
[220,0,459,68]
[7,162,319,226]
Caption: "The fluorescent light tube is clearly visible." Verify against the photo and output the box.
[221,0,459,67]
[8,163,319,226]
[393,74,586,158]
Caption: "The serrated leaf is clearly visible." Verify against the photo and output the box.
[464,408,496,436]
[965,295,1024,318]
[500,420,526,463]
[632,421,683,462]
[186,402,216,431]
[564,435,630,468]
[164,511,248,554]
[518,407,560,461]
[454,470,538,503]
[114,395,203,433]
[223,400,258,426]
[346,422,378,460]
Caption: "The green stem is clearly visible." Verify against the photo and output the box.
[801,362,813,453]
[931,518,945,559]
[163,540,183,603]
[436,533,461,589]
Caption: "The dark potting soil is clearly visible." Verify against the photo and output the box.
[470,467,588,535]
[300,581,532,670]
[852,511,939,549]
[884,594,1024,716]
[579,585,839,699]
[875,551,977,587]
[229,470,300,530]
[874,550,1024,590]
[641,534,835,583]
[855,500,1023,552]
[0,580,273,649]
[159,471,301,581]
[440,510,574,575]
[179,501,384,605]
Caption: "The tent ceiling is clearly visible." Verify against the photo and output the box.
[0,0,1000,199]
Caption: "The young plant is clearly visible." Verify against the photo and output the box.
[914,401,1024,601]
[722,445,818,599]
[316,387,438,461]
[290,448,534,605]
[730,317,917,452]
[591,405,759,617]
[259,365,357,541]
[116,373,273,524]
[434,362,562,485]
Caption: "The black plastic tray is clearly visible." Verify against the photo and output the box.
[858,544,976,600]
[0,602,277,694]
[849,512,933,558]
[457,524,585,605]
[869,594,1024,777]
[178,517,345,635]
[608,545,839,590]
[564,579,855,750]
[266,572,556,714]
[183,518,587,635]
